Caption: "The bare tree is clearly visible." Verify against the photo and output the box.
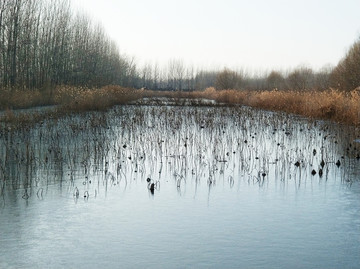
[215,68,242,90]
[152,62,160,90]
[286,66,314,90]
[331,37,360,91]
[0,0,138,91]
[184,64,195,91]
[314,65,332,90]
[167,59,185,90]
[0,0,9,87]
[266,70,285,90]
[194,70,217,90]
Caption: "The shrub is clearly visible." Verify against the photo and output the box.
[215,68,242,90]
[331,37,360,91]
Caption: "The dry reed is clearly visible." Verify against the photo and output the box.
[53,85,141,112]
[139,87,360,125]
[0,88,52,110]
[1,85,360,126]
[160,87,360,126]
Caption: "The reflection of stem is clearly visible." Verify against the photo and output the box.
[0,180,5,208]
[207,180,212,207]
[37,188,44,200]
[0,181,4,196]
[22,189,30,200]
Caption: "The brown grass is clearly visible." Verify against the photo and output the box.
[0,88,52,110]
[53,85,142,112]
[201,87,360,125]
[141,87,360,125]
[0,85,141,129]
[1,85,360,126]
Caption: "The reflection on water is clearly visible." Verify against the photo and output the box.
[1,105,360,269]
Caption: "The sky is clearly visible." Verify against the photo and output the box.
[73,0,360,72]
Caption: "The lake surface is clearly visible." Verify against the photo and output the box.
[1,104,360,269]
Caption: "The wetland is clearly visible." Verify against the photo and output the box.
[0,102,360,268]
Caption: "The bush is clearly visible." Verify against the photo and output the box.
[215,68,242,90]
[331,37,360,91]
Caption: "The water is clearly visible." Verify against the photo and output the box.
[1,104,360,269]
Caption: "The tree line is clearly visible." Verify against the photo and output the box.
[138,36,360,92]
[138,62,333,91]
[0,0,137,91]
[1,0,359,93]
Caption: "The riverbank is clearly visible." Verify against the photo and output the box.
[1,86,360,127]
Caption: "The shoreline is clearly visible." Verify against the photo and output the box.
[1,86,360,129]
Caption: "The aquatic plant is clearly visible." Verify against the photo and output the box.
[0,102,359,206]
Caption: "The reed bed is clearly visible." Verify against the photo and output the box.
[221,88,360,125]
[0,85,141,128]
[1,85,360,126]
[53,85,142,112]
[142,87,360,126]
[0,88,52,109]
[0,85,140,111]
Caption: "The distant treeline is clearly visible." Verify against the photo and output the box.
[138,62,333,92]
[139,37,360,92]
[0,0,359,93]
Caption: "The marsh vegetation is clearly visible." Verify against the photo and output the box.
[1,103,360,197]
[1,103,360,268]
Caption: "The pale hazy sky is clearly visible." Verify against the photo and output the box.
[73,0,360,71]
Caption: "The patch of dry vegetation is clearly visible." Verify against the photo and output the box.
[0,85,141,129]
[195,87,360,125]
[0,88,52,110]
[53,85,141,112]
[141,87,360,125]
[1,85,360,127]
[0,85,141,111]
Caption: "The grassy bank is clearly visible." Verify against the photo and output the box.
[0,85,141,128]
[1,86,360,127]
[139,87,360,126]
[191,87,360,125]
[0,85,140,111]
